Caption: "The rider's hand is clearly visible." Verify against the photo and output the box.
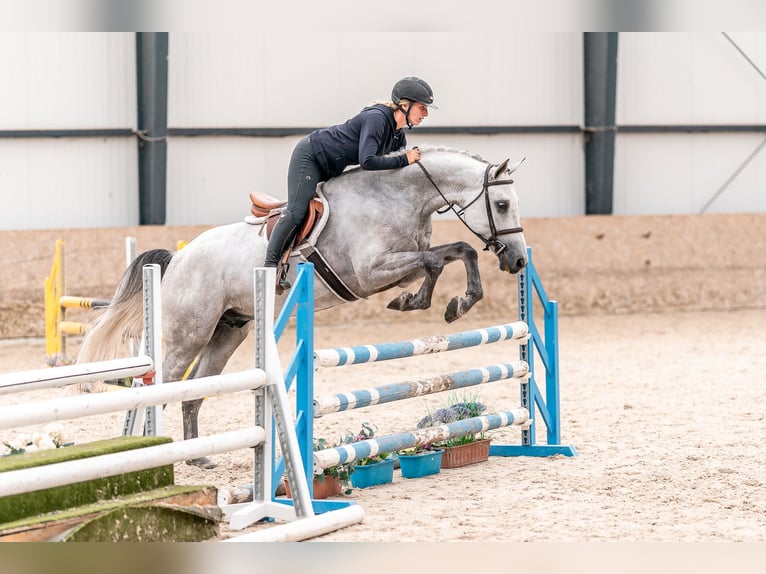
[406,147,421,164]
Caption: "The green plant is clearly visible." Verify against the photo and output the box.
[313,436,353,494]
[343,422,391,466]
[416,393,488,447]
[397,443,440,456]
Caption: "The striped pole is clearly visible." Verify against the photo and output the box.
[59,296,111,309]
[313,409,530,471]
[313,361,529,416]
[0,368,266,430]
[313,321,529,368]
[0,427,266,497]
[0,356,154,396]
[60,321,90,335]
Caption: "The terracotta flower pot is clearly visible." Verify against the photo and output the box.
[284,474,342,499]
[440,438,491,469]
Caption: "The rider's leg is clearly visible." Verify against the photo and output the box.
[264,136,325,273]
[264,212,299,268]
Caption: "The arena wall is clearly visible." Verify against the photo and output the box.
[1,213,764,339]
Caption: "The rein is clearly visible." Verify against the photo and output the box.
[415,161,523,254]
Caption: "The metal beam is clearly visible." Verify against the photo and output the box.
[136,32,169,225]
[5,124,766,141]
[584,32,619,215]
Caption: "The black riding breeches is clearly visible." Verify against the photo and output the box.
[284,135,327,226]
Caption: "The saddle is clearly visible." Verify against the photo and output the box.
[247,188,359,302]
[249,191,325,245]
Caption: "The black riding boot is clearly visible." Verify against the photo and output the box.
[264,215,298,290]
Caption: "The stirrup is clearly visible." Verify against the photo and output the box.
[276,262,291,294]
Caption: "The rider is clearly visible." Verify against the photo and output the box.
[263,76,437,289]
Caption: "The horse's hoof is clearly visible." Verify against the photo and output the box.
[445,296,470,323]
[185,456,218,469]
[386,292,413,311]
[275,479,287,497]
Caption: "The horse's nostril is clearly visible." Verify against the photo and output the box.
[515,257,526,271]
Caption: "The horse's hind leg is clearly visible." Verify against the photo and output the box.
[180,319,251,469]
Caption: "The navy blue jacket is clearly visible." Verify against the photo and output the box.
[309,104,408,179]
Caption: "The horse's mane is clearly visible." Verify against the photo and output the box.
[341,145,489,177]
[416,145,490,164]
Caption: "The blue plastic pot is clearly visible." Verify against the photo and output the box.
[398,449,443,479]
[350,458,395,488]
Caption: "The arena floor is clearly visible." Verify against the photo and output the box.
[2,307,764,542]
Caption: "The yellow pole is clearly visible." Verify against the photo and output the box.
[44,240,65,359]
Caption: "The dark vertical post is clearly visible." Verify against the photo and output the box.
[583,32,619,215]
[136,33,169,225]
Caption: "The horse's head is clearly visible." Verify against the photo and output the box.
[459,157,528,274]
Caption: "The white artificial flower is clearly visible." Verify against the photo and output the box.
[5,439,27,453]
[24,444,39,453]
[15,433,32,447]
[35,435,57,450]
[44,423,66,447]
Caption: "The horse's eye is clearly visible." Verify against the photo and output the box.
[495,200,509,213]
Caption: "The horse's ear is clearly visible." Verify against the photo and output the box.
[493,157,525,179]
[496,157,526,178]
[493,159,510,178]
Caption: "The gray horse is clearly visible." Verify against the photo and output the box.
[77,145,527,468]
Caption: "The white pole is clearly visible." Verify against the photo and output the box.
[0,356,154,396]
[223,505,366,542]
[125,236,136,265]
[142,264,164,435]
[0,427,266,497]
[0,369,266,431]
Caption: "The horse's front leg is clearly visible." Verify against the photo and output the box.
[385,249,444,314]
[383,241,483,323]
[429,241,483,322]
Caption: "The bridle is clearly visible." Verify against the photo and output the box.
[416,161,524,254]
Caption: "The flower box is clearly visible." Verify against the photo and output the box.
[350,458,395,488]
[284,475,342,500]
[440,438,491,469]
[398,449,443,478]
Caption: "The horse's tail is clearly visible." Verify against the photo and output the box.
[76,248,174,392]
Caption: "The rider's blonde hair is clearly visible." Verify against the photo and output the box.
[371,100,400,109]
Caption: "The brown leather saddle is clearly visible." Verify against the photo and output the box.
[249,190,357,300]
[249,191,325,245]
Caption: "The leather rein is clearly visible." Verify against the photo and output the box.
[416,161,523,254]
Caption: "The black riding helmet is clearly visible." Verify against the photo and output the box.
[391,76,437,129]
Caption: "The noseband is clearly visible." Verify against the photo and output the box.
[416,161,523,254]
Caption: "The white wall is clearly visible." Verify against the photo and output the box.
[1,32,765,230]
[168,32,582,128]
[0,33,136,129]
[0,33,137,230]
[0,137,139,228]
[165,32,583,224]
[614,33,766,215]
